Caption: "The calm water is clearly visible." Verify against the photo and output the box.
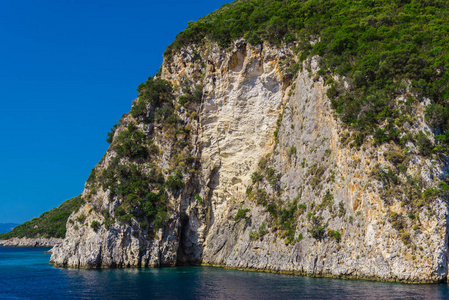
[1,247,449,299]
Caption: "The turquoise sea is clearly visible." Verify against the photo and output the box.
[1,247,449,299]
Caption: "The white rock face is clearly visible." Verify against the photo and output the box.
[50,41,449,282]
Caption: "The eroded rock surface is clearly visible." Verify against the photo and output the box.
[50,41,449,283]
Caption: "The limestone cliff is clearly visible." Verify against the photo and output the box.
[50,40,449,283]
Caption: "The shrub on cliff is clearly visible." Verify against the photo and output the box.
[90,221,100,232]
[165,170,185,192]
[165,0,449,152]
[234,208,251,222]
[115,123,149,160]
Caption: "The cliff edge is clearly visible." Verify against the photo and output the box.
[50,0,449,283]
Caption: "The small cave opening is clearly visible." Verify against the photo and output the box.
[176,213,201,266]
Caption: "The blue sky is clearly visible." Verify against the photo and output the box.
[0,0,229,223]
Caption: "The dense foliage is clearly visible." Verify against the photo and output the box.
[89,77,196,230]
[166,0,449,151]
[0,196,84,239]
[114,123,154,160]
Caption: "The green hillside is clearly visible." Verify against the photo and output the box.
[0,196,83,239]
[7,0,449,240]
[166,0,449,153]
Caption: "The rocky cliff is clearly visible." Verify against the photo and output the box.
[0,238,62,247]
[48,39,449,283]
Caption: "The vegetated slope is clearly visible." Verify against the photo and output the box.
[0,196,83,239]
[168,0,449,156]
[166,0,449,220]
[49,0,449,283]
[51,75,204,268]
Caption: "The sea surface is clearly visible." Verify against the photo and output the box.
[1,247,449,299]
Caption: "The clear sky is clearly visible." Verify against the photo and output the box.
[0,0,229,223]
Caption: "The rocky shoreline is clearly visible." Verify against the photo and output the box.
[49,40,449,283]
[0,237,62,247]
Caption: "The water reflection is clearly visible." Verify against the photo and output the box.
[1,248,449,299]
[60,266,449,299]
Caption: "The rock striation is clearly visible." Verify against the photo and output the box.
[50,40,449,283]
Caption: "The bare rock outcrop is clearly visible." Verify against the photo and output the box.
[50,41,449,283]
[0,237,62,247]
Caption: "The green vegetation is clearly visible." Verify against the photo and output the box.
[253,189,268,206]
[278,199,300,244]
[91,221,101,232]
[307,213,326,240]
[234,208,251,222]
[115,123,154,160]
[266,198,303,245]
[251,171,263,184]
[98,160,170,228]
[18,0,449,248]
[106,124,119,144]
[265,167,280,189]
[76,214,86,224]
[390,212,406,231]
[338,201,346,217]
[251,159,281,192]
[319,192,334,211]
[135,77,173,117]
[165,170,185,192]
[328,229,341,243]
[194,193,203,204]
[250,222,268,241]
[307,163,327,189]
[90,77,202,231]
[372,162,449,212]
[89,77,203,230]
[415,131,433,156]
[0,196,84,239]
[166,0,449,152]
[247,159,342,245]
[289,146,297,158]
[178,85,203,106]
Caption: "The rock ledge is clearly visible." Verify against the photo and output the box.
[0,237,62,247]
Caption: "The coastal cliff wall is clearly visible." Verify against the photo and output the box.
[0,238,62,247]
[50,40,449,283]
